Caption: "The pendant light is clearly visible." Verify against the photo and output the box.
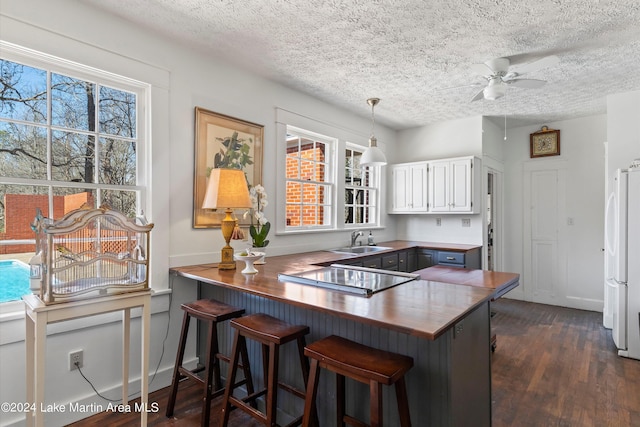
[360,97,387,167]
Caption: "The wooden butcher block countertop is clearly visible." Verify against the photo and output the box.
[171,241,518,341]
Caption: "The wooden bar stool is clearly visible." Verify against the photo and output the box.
[302,335,414,427]
[166,299,250,427]
[220,313,314,427]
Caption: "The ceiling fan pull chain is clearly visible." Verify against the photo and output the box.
[504,115,507,141]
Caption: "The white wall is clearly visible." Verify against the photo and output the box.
[501,115,607,309]
[482,117,506,163]
[0,0,398,424]
[607,90,640,176]
[393,116,484,245]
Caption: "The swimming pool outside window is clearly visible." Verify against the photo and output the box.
[0,260,31,303]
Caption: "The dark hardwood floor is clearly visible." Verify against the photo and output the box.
[491,299,640,427]
[67,299,640,426]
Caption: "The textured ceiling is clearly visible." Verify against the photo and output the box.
[81,0,640,130]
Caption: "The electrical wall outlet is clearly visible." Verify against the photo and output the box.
[69,350,83,371]
[436,217,441,226]
[461,218,471,227]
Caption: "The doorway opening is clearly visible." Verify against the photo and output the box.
[486,169,502,271]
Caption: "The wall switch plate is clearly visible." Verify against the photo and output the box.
[461,218,471,227]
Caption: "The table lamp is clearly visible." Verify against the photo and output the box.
[202,168,252,269]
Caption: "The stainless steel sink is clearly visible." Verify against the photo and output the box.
[329,246,392,254]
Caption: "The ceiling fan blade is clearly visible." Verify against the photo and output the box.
[506,78,547,88]
[470,87,486,102]
[470,63,493,77]
[439,82,484,91]
[471,57,510,76]
[510,55,559,75]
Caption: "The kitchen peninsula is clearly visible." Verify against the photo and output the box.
[171,241,519,427]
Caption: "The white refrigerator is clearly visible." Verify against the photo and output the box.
[604,167,640,359]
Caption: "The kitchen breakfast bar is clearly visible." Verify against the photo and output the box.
[170,241,519,427]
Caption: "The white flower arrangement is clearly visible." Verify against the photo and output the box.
[248,184,270,247]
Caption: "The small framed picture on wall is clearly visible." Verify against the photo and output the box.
[530,126,560,158]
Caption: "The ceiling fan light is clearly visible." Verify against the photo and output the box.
[361,137,387,167]
[483,79,507,100]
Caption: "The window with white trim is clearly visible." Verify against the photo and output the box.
[278,112,383,234]
[344,145,377,226]
[0,50,147,279]
[284,126,334,230]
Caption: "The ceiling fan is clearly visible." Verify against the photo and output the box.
[467,55,560,101]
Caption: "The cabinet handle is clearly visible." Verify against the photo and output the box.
[446,256,455,260]
[387,260,394,264]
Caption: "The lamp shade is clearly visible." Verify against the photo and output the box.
[360,137,387,167]
[202,168,252,209]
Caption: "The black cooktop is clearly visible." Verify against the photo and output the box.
[278,264,419,296]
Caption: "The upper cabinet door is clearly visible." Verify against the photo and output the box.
[391,165,410,212]
[428,160,450,212]
[428,156,479,214]
[450,158,472,212]
[390,162,428,213]
[409,163,428,211]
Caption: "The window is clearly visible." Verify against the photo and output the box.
[0,52,147,270]
[285,126,334,230]
[277,108,383,234]
[344,146,377,226]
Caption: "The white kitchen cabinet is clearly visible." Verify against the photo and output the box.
[428,156,480,213]
[390,162,428,213]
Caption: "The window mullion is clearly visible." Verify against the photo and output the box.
[46,70,54,215]
[94,84,101,201]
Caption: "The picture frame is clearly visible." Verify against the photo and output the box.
[530,127,560,158]
[193,107,263,228]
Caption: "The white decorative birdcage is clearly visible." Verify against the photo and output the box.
[29,205,154,304]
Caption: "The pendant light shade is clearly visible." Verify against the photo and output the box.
[360,98,387,167]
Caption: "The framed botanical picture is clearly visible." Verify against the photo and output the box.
[193,107,263,228]
[530,127,560,158]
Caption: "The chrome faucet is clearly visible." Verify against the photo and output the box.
[350,230,363,247]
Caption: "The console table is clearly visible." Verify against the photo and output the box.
[23,290,152,427]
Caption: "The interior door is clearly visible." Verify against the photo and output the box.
[524,164,567,305]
